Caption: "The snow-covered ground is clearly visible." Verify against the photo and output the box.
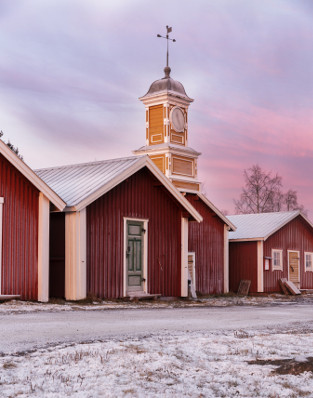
[1,326,313,397]
[1,295,313,397]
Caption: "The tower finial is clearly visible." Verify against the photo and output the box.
[157,25,176,76]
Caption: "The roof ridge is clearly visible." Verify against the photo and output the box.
[35,155,145,172]
[228,210,299,218]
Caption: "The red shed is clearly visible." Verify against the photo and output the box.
[0,140,65,301]
[37,155,202,300]
[227,211,313,293]
[186,193,235,295]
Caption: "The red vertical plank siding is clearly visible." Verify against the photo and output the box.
[87,168,183,299]
[229,241,258,293]
[0,154,39,300]
[186,194,225,295]
[263,216,313,292]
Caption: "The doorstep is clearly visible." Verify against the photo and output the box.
[0,295,20,302]
[126,292,161,301]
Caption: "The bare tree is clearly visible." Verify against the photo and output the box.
[284,189,307,215]
[234,164,306,215]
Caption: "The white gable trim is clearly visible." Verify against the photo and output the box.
[263,211,313,241]
[181,217,189,297]
[37,193,50,302]
[197,193,236,231]
[0,140,65,210]
[72,156,202,223]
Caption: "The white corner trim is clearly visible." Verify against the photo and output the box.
[181,217,189,297]
[37,193,50,302]
[65,210,87,300]
[257,241,264,292]
[123,217,149,297]
[224,224,229,293]
[0,197,4,295]
[0,140,65,211]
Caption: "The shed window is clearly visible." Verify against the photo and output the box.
[272,249,283,271]
[305,252,313,272]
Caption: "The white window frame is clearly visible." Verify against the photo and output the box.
[272,249,283,271]
[304,252,313,272]
[0,197,4,295]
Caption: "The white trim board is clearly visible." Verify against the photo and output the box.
[65,209,87,301]
[257,241,264,292]
[37,193,50,302]
[0,140,65,211]
[181,217,189,297]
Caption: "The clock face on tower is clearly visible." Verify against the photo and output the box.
[170,107,185,132]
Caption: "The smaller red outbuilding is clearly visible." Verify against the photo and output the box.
[186,193,235,296]
[0,140,65,301]
[227,211,313,293]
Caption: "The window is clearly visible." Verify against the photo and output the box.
[305,252,313,272]
[272,249,283,271]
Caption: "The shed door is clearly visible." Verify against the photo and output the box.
[289,251,300,287]
[126,221,144,293]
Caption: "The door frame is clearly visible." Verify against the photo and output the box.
[123,217,148,297]
[287,250,300,285]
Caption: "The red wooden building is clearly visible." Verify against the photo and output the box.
[0,140,65,301]
[37,155,202,300]
[133,66,235,295]
[186,193,235,295]
[227,211,313,293]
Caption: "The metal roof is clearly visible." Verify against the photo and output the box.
[36,156,145,208]
[227,211,309,241]
[35,155,203,222]
[140,67,193,102]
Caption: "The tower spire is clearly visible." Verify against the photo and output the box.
[157,26,176,77]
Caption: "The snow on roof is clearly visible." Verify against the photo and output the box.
[227,211,309,241]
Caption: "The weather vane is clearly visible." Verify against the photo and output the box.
[157,26,176,68]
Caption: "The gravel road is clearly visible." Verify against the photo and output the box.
[1,304,313,355]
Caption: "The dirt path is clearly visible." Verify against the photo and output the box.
[1,303,313,355]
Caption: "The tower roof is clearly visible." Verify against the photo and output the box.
[140,66,193,102]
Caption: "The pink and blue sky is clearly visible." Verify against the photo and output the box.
[1,0,312,216]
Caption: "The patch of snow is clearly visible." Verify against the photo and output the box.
[1,328,313,397]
